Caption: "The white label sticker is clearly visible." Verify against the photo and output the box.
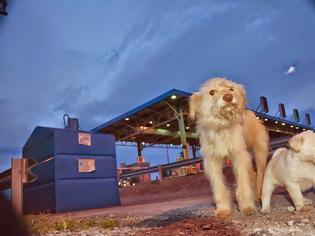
[78,133,91,146]
[78,159,96,173]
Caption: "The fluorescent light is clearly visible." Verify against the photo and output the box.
[125,117,129,121]
[166,124,170,127]
[290,125,293,128]
[149,121,153,124]
[303,129,306,131]
[275,121,279,124]
[264,118,268,121]
[171,95,177,100]
[281,123,285,126]
[296,127,299,129]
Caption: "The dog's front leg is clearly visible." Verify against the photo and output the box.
[260,174,276,214]
[204,156,231,219]
[232,150,256,215]
[286,183,305,211]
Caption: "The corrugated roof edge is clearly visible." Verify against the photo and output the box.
[91,89,192,132]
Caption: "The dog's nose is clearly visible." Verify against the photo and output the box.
[223,94,233,102]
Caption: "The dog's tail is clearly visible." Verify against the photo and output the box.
[253,125,269,201]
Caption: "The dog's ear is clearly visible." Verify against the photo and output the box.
[236,84,247,111]
[288,135,305,152]
[189,92,202,120]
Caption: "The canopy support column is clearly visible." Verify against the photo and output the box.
[177,105,189,160]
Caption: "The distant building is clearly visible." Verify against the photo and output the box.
[119,156,151,184]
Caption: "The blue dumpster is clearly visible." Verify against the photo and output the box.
[22,126,120,213]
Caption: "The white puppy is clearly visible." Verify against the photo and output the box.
[190,78,269,219]
[261,130,315,213]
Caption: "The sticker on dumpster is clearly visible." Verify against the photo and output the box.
[78,159,96,172]
[78,133,91,146]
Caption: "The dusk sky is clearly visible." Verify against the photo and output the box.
[1,1,315,171]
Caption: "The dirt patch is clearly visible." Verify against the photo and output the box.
[120,169,235,206]
[136,217,241,236]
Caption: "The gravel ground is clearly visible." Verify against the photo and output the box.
[30,173,315,235]
[38,199,315,236]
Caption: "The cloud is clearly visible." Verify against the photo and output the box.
[0,0,315,171]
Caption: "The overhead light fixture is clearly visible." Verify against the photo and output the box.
[256,117,260,120]
[303,128,306,131]
[139,126,148,131]
[296,127,299,130]
[275,121,279,124]
[171,95,177,100]
[149,121,153,124]
[166,124,170,127]
[264,118,268,121]
[170,144,173,146]
[281,123,285,126]
[186,126,190,130]
[141,142,145,145]
[125,117,129,121]
[290,125,294,128]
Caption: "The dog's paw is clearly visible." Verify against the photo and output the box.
[304,198,313,206]
[215,208,231,220]
[296,205,312,212]
[241,206,256,216]
[260,208,271,214]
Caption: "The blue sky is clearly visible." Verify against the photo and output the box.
[0,0,315,171]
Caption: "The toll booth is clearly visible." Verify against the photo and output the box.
[22,126,120,213]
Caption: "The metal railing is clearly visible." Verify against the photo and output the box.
[120,157,202,179]
[120,135,291,180]
[0,158,38,215]
[0,168,12,191]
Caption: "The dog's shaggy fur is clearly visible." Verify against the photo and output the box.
[261,131,315,213]
[189,78,269,219]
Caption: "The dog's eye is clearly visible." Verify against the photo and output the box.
[230,88,234,92]
[209,90,216,96]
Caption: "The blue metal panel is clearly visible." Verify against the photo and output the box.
[54,129,115,156]
[23,127,55,162]
[92,89,192,132]
[55,178,120,212]
[55,154,117,179]
[23,183,55,214]
[23,126,120,213]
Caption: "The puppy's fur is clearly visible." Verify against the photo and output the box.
[261,131,315,213]
[190,78,269,219]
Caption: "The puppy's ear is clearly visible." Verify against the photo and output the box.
[288,135,305,152]
[236,84,247,111]
[189,92,202,120]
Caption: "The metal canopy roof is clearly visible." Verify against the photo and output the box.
[92,89,313,146]
[92,89,197,146]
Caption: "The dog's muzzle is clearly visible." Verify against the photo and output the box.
[219,103,239,120]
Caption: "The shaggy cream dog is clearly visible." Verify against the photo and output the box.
[189,78,269,219]
[261,131,315,213]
